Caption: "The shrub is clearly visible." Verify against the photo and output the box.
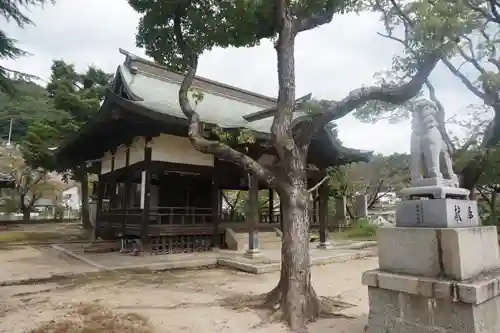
[344,218,378,239]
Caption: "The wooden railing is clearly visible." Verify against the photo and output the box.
[259,207,282,224]
[150,206,212,225]
[98,206,221,254]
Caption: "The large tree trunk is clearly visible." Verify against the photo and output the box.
[262,153,337,332]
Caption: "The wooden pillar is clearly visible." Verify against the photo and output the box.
[122,180,131,234]
[268,188,274,224]
[244,172,260,258]
[312,189,318,225]
[317,178,331,249]
[122,146,131,234]
[211,160,220,249]
[109,181,117,209]
[141,143,152,244]
[95,178,105,239]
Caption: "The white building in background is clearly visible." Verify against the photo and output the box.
[62,185,81,210]
[377,191,400,205]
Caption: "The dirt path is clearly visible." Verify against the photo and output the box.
[0,255,376,333]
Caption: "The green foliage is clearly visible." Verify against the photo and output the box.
[22,60,112,172]
[356,0,500,151]
[0,0,54,95]
[129,0,354,71]
[0,196,20,214]
[0,80,66,142]
[335,218,378,240]
[189,88,204,107]
[211,126,256,148]
[329,153,410,212]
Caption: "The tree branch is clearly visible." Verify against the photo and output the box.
[306,52,440,136]
[477,185,492,206]
[172,7,278,188]
[441,57,485,100]
[489,0,500,23]
[294,8,334,33]
[375,30,455,155]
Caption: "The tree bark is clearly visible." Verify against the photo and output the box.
[264,171,339,332]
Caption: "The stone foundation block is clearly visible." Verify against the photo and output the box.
[365,286,500,333]
[378,226,500,280]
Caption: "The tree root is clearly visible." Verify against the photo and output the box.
[220,282,355,332]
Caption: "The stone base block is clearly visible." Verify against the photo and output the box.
[317,242,333,250]
[363,269,500,332]
[366,285,500,333]
[244,248,261,259]
[378,226,500,280]
[396,198,479,227]
[400,185,469,199]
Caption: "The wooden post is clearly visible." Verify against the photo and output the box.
[312,189,318,225]
[211,160,220,249]
[123,180,131,234]
[95,178,105,239]
[141,144,152,244]
[244,172,260,258]
[317,179,331,249]
[268,188,274,223]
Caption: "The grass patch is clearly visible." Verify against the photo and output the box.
[29,303,153,333]
[332,219,378,241]
[0,231,87,244]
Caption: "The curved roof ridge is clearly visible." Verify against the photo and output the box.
[119,48,276,107]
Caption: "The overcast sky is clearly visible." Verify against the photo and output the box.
[0,0,483,155]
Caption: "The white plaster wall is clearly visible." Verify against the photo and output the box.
[100,153,112,174]
[129,137,145,165]
[151,134,214,166]
[114,145,127,170]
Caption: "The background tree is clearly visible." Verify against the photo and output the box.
[0,145,59,221]
[0,80,65,143]
[22,60,112,229]
[0,0,54,95]
[329,153,410,218]
[356,0,500,195]
[129,0,443,330]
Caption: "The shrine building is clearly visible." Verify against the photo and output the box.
[55,49,371,255]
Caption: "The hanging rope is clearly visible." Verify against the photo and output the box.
[307,174,329,193]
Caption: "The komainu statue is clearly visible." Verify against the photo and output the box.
[410,99,459,187]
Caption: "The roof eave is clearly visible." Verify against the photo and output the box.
[323,124,373,166]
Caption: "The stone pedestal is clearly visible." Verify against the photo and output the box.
[316,241,333,250]
[364,225,500,333]
[244,248,261,259]
[396,199,479,227]
[364,182,500,333]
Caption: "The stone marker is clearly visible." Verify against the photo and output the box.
[355,194,368,218]
[335,196,347,226]
[363,99,500,333]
